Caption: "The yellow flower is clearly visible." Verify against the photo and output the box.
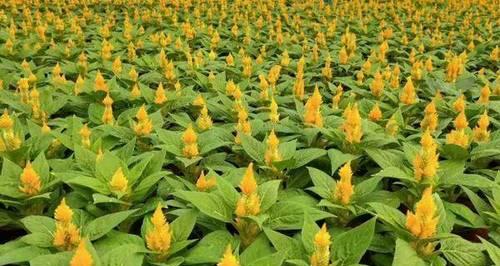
[182,124,199,158]
[146,203,172,256]
[109,167,129,195]
[453,111,468,130]
[134,105,153,136]
[413,131,439,183]
[129,67,138,82]
[420,101,438,133]
[94,71,108,92]
[339,47,348,64]
[196,171,217,191]
[130,83,141,99]
[0,109,13,129]
[370,71,384,97]
[70,240,93,266]
[53,222,81,251]
[332,84,343,109]
[197,106,213,130]
[55,198,73,224]
[310,224,331,266]
[154,82,167,105]
[477,85,490,105]
[239,163,257,196]
[446,129,469,148]
[304,85,323,127]
[112,56,122,75]
[342,104,363,144]
[217,244,240,266]
[193,94,205,107]
[333,161,354,205]
[102,93,114,125]
[453,94,465,112]
[400,78,417,105]
[406,187,438,239]
[473,111,490,143]
[269,98,279,123]
[385,115,399,137]
[368,102,382,122]
[19,161,41,196]
[80,124,91,148]
[226,53,234,66]
[264,129,281,166]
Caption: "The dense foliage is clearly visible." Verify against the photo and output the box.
[0,0,499,265]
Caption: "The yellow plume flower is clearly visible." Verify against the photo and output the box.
[477,85,490,105]
[332,84,343,109]
[385,115,399,137]
[413,131,439,183]
[154,82,167,105]
[339,47,348,64]
[406,187,438,239]
[182,124,199,158]
[370,71,384,98]
[239,163,257,196]
[109,167,129,195]
[53,222,81,251]
[368,102,382,122]
[197,106,213,130]
[264,129,281,166]
[304,85,323,127]
[0,109,14,129]
[333,161,354,205]
[134,105,153,136]
[420,101,438,133]
[70,240,93,266]
[101,93,114,125]
[453,111,468,130]
[196,171,217,191]
[79,124,91,148]
[400,78,417,105]
[146,203,172,256]
[473,111,490,143]
[310,224,331,266]
[269,98,279,123]
[112,56,122,75]
[55,198,73,224]
[19,161,41,196]
[453,94,466,112]
[94,71,108,92]
[342,104,363,144]
[217,244,240,266]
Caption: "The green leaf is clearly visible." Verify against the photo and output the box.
[301,212,320,254]
[392,239,427,266]
[332,218,376,266]
[84,209,137,240]
[240,234,274,265]
[246,252,285,266]
[292,148,326,169]
[0,246,49,265]
[175,191,233,222]
[184,230,234,264]
[263,227,306,260]
[101,244,146,266]
[440,236,486,266]
[328,149,359,174]
[29,252,72,266]
[480,238,500,265]
[259,180,281,213]
[240,133,265,163]
[171,209,198,242]
[365,148,405,169]
[21,216,55,235]
[267,201,333,230]
[307,167,334,199]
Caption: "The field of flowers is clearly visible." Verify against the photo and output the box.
[0,0,499,265]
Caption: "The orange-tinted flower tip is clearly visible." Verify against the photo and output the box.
[217,244,240,266]
[196,171,217,191]
[70,240,93,266]
[55,198,73,224]
[314,224,331,248]
[240,162,257,195]
[19,161,41,196]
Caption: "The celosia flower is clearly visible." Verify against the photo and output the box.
[94,71,108,92]
[70,240,93,266]
[400,78,417,105]
[55,198,73,224]
[342,104,363,143]
[80,124,91,148]
[452,94,465,112]
[154,82,167,105]
[134,105,153,136]
[304,86,323,127]
[53,198,80,250]
[182,124,199,158]
[413,131,439,183]
[406,187,438,239]
[197,106,213,130]
[477,85,490,105]
[109,167,129,195]
[101,93,114,125]
[0,109,13,129]
[217,244,240,266]
[19,161,41,196]
[385,115,399,137]
[269,98,279,123]
[420,101,438,132]
[146,203,172,256]
[473,111,490,143]
[333,161,354,205]
[264,129,281,166]
[196,171,217,191]
[368,103,382,122]
[370,71,384,97]
[310,224,331,266]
